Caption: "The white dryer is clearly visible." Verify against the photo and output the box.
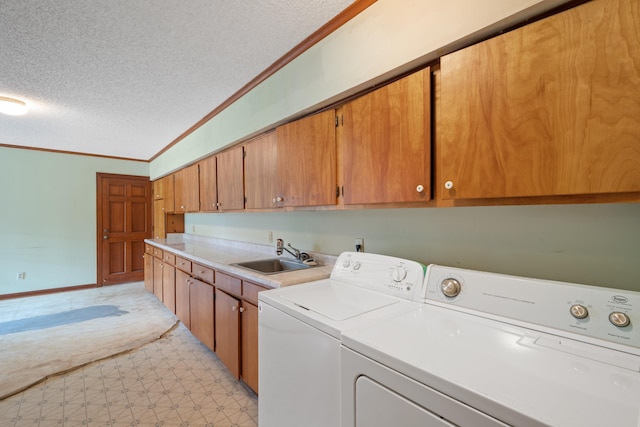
[342,265,640,426]
[258,251,426,427]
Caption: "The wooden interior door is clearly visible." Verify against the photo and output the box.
[97,173,152,286]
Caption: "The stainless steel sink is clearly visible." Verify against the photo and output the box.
[231,258,315,275]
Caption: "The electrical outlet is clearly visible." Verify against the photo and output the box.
[268,231,273,244]
[17,272,25,280]
[354,238,364,253]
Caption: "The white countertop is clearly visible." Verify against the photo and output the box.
[145,234,335,289]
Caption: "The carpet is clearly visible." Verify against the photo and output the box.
[0,283,178,400]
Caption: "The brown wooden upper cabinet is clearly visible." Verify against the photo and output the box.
[152,174,174,238]
[245,131,278,209]
[199,155,218,212]
[174,163,200,212]
[340,67,431,205]
[275,109,337,207]
[200,146,244,212]
[437,0,640,201]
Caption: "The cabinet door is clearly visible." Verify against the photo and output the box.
[161,174,175,212]
[215,289,241,379]
[152,257,163,301]
[175,269,191,329]
[143,253,154,293]
[241,302,259,393]
[174,164,200,212]
[342,68,430,204]
[162,263,176,313]
[199,155,218,212]
[189,278,214,351]
[276,109,337,207]
[438,0,640,200]
[152,199,165,239]
[153,179,164,200]
[217,145,245,211]
[245,131,278,209]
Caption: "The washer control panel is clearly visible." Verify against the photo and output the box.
[331,252,426,301]
[422,265,640,350]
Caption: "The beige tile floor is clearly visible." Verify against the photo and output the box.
[0,323,258,426]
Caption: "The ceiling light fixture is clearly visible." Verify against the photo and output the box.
[0,96,28,116]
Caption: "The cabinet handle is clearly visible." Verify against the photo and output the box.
[276,196,283,202]
[232,306,237,311]
[239,307,245,313]
[416,184,424,193]
[444,181,454,190]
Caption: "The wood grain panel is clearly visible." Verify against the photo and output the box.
[342,68,431,204]
[189,278,214,351]
[175,269,191,329]
[174,164,200,212]
[276,109,336,207]
[438,0,640,200]
[215,289,240,379]
[199,155,218,212]
[162,263,176,313]
[216,145,245,211]
[245,131,278,209]
[241,302,259,393]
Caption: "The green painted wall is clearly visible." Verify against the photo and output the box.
[185,203,640,291]
[0,147,149,294]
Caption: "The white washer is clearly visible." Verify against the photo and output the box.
[258,252,426,427]
[342,265,640,427]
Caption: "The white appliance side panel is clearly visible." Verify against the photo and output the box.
[258,302,341,427]
[355,376,454,427]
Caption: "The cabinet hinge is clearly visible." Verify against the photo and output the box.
[244,196,247,204]
[242,150,246,158]
[336,186,340,197]
[335,115,339,127]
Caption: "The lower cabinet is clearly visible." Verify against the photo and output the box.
[162,263,176,313]
[152,256,163,301]
[143,252,154,293]
[240,301,259,393]
[175,268,191,329]
[143,245,266,394]
[189,278,215,351]
[215,289,241,379]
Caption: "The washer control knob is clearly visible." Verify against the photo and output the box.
[570,304,589,320]
[353,262,361,271]
[342,260,351,268]
[391,266,407,282]
[441,278,461,298]
[609,312,631,328]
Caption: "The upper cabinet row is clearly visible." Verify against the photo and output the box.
[156,0,640,219]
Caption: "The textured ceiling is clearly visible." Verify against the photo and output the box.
[0,0,354,160]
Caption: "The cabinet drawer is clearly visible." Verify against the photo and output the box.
[153,247,163,258]
[145,244,154,255]
[192,263,214,284]
[162,251,176,265]
[176,256,192,273]
[216,271,242,297]
[243,280,267,305]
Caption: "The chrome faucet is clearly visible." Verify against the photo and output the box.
[275,238,306,261]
